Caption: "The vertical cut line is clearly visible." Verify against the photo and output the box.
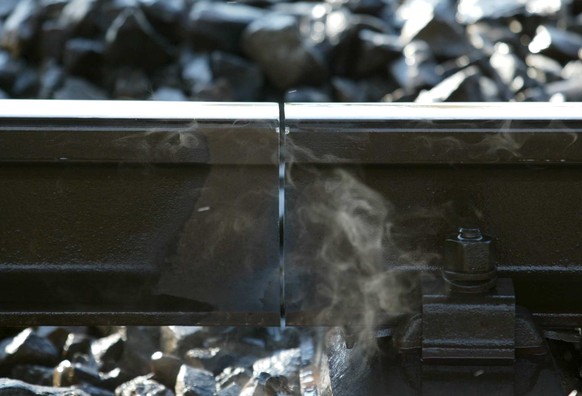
[278,101,286,329]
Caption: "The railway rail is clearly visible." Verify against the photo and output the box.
[1,100,582,394]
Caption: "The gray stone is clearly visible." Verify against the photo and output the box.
[217,367,252,390]
[0,50,23,92]
[529,25,582,61]
[0,378,90,395]
[63,334,93,361]
[331,77,368,102]
[181,53,213,96]
[58,0,103,37]
[184,348,236,376]
[0,0,19,18]
[252,349,301,383]
[415,65,484,102]
[242,14,326,89]
[217,383,242,396]
[91,333,124,372]
[112,68,152,99]
[525,54,563,83]
[115,375,173,396]
[175,365,216,396]
[457,0,525,24]
[389,41,441,91]
[53,360,102,388]
[117,327,160,377]
[150,87,187,101]
[400,0,471,59]
[0,0,42,57]
[188,1,267,53]
[161,327,205,358]
[38,62,64,99]
[11,66,39,98]
[285,87,332,102]
[53,77,108,100]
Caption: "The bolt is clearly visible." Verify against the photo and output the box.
[458,227,483,241]
[443,227,496,293]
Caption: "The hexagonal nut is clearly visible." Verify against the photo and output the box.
[444,235,492,274]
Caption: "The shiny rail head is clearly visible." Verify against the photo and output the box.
[0,100,280,164]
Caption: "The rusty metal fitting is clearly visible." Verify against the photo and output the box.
[443,227,496,293]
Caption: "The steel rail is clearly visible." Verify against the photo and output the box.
[0,100,581,327]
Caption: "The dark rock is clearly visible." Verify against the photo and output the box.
[91,333,124,372]
[112,68,152,99]
[11,365,54,386]
[175,365,216,396]
[151,64,182,89]
[73,384,115,396]
[400,0,472,59]
[389,41,441,91]
[38,20,67,61]
[139,0,186,43]
[117,327,160,377]
[0,50,23,92]
[150,351,182,389]
[1,0,43,58]
[216,367,252,390]
[252,349,301,390]
[457,0,525,24]
[161,327,205,358]
[99,368,133,390]
[217,383,242,396]
[0,0,19,19]
[529,25,582,61]
[242,14,327,89]
[53,77,108,100]
[331,77,368,102]
[184,348,235,376]
[415,65,484,102]
[63,38,104,82]
[356,75,399,102]
[115,375,174,396]
[0,89,9,99]
[192,79,233,101]
[0,378,90,396]
[38,62,64,99]
[63,334,93,360]
[0,328,59,367]
[39,0,70,19]
[150,87,187,101]
[354,29,402,76]
[105,7,173,70]
[34,327,76,353]
[11,66,39,98]
[210,51,264,101]
[285,87,332,102]
[188,1,267,53]
[343,0,388,15]
[58,0,103,38]
[53,360,101,387]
